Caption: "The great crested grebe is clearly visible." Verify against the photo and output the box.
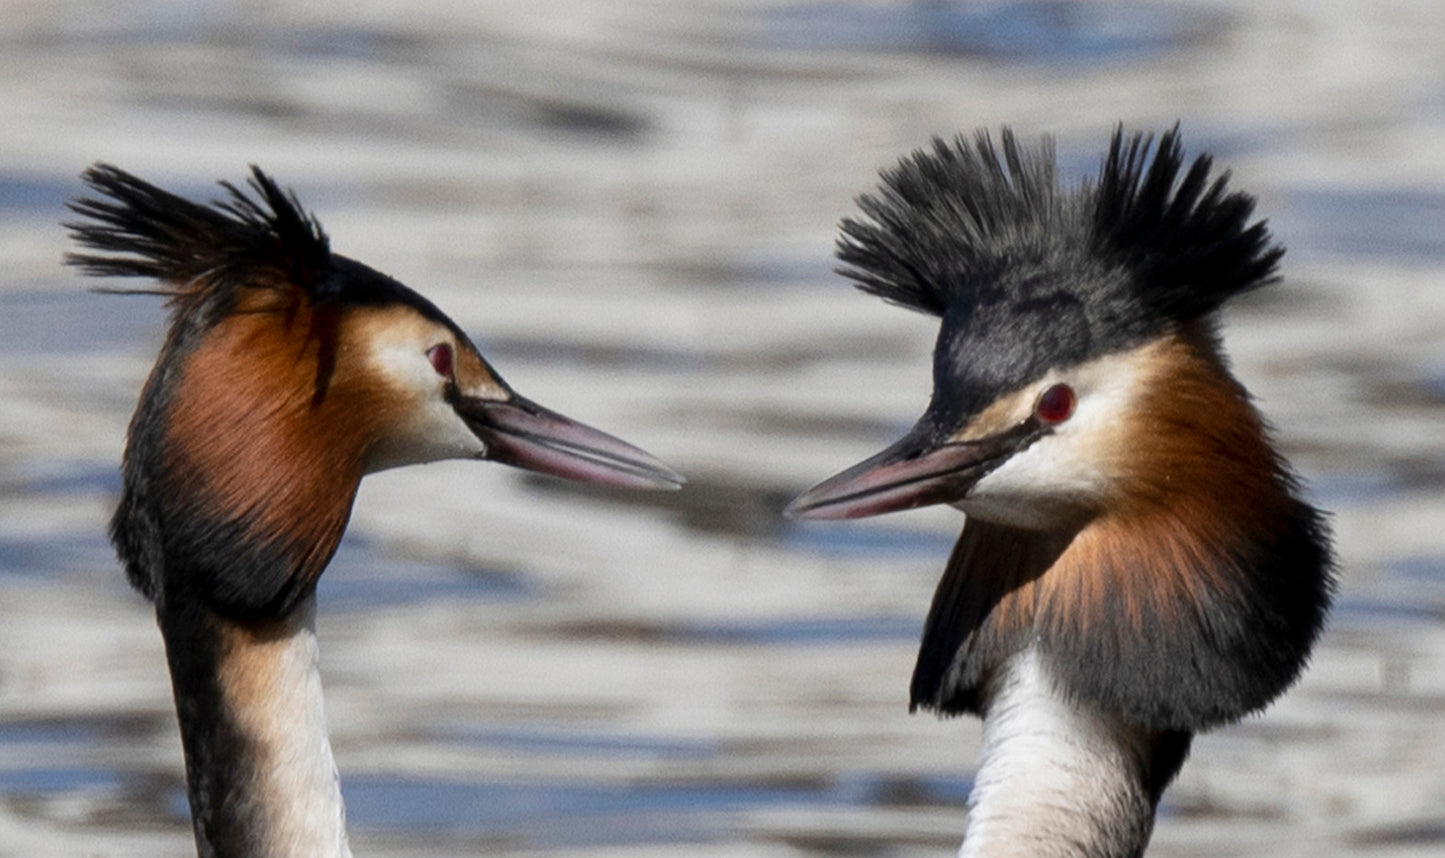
[789,127,1333,858]
[68,165,683,857]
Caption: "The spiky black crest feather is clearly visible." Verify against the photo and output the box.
[65,164,331,306]
[1093,128,1283,323]
[837,126,1282,334]
[838,128,1064,318]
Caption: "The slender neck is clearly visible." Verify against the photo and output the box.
[959,649,1189,858]
[158,594,351,858]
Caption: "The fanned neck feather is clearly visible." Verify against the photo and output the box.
[911,329,1331,856]
[66,164,387,616]
[136,289,384,617]
[913,327,1331,728]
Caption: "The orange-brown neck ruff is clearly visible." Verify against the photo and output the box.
[149,289,390,618]
[912,327,1333,731]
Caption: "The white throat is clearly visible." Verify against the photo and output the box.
[959,648,1157,858]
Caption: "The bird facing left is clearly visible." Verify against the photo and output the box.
[66,165,684,858]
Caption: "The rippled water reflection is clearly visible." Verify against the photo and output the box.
[2,2,1443,857]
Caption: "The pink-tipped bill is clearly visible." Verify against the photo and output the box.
[785,419,1039,520]
[459,394,683,491]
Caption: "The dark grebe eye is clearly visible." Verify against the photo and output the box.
[427,343,454,377]
[1036,383,1076,424]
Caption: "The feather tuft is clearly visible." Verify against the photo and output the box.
[837,125,1283,338]
[65,164,331,307]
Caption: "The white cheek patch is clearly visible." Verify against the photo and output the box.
[363,341,487,473]
[960,348,1156,527]
[370,338,451,393]
[379,396,487,472]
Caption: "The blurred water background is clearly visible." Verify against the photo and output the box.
[1,1,1443,856]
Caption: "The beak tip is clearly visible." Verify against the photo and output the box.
[650,470,687,491]
[781,492,834,521]
[628,457,686,491]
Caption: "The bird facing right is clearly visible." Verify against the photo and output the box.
[788,127,1334,858]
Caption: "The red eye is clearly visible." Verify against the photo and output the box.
[1036,383,1076,424]
[427,343,454,377]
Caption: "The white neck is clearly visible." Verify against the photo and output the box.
[959,648,1157,858]
[226,601,351,858]
[164,597,351,858]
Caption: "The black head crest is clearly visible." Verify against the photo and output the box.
[65,164,332,307]
[837,128,1065,318]
[1092,126,1284,322]
[837,125,1283,353]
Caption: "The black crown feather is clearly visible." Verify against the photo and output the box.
[65,164,332,303]
[837,126,1283,329]
[837,128,1064,317]
[1092,127,1283,322]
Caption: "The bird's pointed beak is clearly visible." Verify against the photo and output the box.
[785,417,1039,520]
[455,393,684,491]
